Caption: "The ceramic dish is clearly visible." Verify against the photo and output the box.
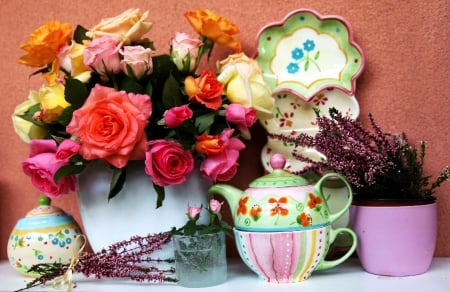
[256,9,365,102]
[259,88,360,135]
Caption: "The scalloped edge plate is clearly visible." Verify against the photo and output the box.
[256,8,365,102]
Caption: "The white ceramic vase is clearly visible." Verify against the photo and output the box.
[77,160,211,258]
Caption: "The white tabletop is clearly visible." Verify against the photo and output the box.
[1,258,449,292]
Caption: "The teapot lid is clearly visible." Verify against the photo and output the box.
[249,154,309,187]
[26,196,65,217]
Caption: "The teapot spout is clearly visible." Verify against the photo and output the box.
[208,184,243,217]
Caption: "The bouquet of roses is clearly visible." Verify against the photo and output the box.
[12,8,275,207]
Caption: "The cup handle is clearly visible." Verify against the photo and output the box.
[315,227,358,271]
[314,173,353,224]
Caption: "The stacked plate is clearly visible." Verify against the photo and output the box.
[255,8,365,174]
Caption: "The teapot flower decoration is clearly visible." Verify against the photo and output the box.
[12,8,275,207]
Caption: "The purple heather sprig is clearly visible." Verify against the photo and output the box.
[270,108,449,200]
[270,108,397,188]
[18,231,177,291]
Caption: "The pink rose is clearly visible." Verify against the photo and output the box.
[170,32,203,73]
[225,103,256,139]
[56,139,80,163]
[200,129,246,181]
[22,139,77,198]
[209,199,223,214]
[164,105,193,128]
[145,140,194,186]
[187,204,202,221]
[83,36,121,75]
[67,84,152,168]
[120,45,153,79]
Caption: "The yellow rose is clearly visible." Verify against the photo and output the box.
[86,8,152,45]
[12,99,48,143]
[59,42,92,82]
[37,82,71,123]
[217,53,275,119]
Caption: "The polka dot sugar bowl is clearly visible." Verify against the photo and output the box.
[7,196,83,277]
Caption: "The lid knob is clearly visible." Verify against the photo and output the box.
[270,153,286,170]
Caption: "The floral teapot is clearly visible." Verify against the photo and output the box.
[208,153,353,231]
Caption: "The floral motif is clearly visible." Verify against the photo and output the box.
[237,196,249,216]
[268,197,289,216]
[250,205,262,221]
[286,39,321,74]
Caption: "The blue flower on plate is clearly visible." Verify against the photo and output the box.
[291,48,304,60]
[303,39,315,52]
[287,63,300,74]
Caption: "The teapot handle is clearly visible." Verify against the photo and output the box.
[314,173,353,224]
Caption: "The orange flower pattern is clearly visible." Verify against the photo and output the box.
[250,205,262,221]
[237,196,249,216]
[297,212,312,227]
[307,193,322,210]
[268,197,289,216]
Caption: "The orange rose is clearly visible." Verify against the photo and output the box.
[66,84,152,168]
[184,9,241,52]
[185,70,224,110]
[19,20,72,67]
[195,134,224,155]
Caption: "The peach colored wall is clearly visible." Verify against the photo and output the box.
[1,0,449,261]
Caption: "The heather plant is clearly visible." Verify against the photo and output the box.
[270,108,450,201]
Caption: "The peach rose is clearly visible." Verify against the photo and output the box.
[86,8,152,45]
[217,52,275,119]
[67,84,152,168]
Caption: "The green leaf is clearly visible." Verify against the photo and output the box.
[64,78,89,108]
[108,167,126,201]
[58,106,74,126]
[162,74,183,108]
[195,112,215,133]
[119,74,144,94]
[153,183,165,209]
[304,60,310,71]
[54,164,86,183]
[183,220,197,236]
[73,25,90,44]
[314,51,320,60]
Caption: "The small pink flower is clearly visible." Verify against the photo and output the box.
[164,105,193,128]
[145,140,194,186]
[22,139,77,198]
[83,36,121,75]
[170,32,203,73]
[200,129,246,181]
[225,103,256,139]
[209,199,223,214]
[120,45,153,79]
[187,204,202,220]
[56,139,80,163]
